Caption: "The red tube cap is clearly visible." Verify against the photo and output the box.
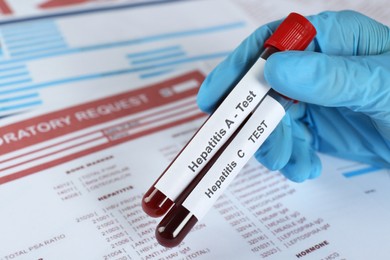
[264,12,316,51]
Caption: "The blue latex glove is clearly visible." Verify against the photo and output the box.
[197,10,390,182]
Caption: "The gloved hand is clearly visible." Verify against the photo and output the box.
[197,10,390,182]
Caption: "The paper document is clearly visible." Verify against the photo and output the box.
[0,0,169,20]
[0,0,252,116]
[1,69,390,260]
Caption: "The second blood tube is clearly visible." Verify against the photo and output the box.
[153,13,316,247]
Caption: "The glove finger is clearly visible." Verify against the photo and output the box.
[254,114,293,171]
[306,10,390,55]
[265,51,390,138]
[280,127,322,182]
[197,21,281,113]
[280,142,322,182]
[255,110,321,182]
[305,105,390,168]
[254,103,314,173]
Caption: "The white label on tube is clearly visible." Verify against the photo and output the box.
[182,95,285,220]
[155,58,270,200]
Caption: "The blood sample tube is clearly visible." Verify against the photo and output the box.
[155,13,316,247]
[142,12,315,218]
